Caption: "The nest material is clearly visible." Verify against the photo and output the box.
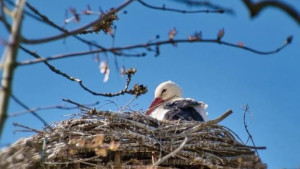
[0,110,266,169]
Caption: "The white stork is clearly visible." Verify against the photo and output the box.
[145,81,208,121]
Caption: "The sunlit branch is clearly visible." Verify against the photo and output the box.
[18,36,292,66]
[0,0,26,140]
[20,0,134,44]
[137,0,226,14]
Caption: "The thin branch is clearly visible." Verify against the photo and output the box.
[153,137,188,166]
[137,0,226,14]
[19,46,147,97]
[10,94,50,128]
[8,101,99,117]
[25,2,107,49]
[4,0,108,50]
[20,0,134,44]
[0,0,26,140]
[17,36,292,66]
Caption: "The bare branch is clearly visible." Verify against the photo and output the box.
[20,0,134,44]
[242,0,300,25]
[137,0,226,14]
[0,0,26,140]
[18,36,292,66]
[25,2,107,49]
[19,46,147,97]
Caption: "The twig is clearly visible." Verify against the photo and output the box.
[18,36,292,66]
[137,0,226,14]
[153,137,188,166]
[0,0,26,139]
[10,94,50,128]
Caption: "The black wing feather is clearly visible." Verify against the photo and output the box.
[163,100,204,121]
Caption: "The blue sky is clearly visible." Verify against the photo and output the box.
[1,0,300,168]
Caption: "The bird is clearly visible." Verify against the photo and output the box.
[145,81,208,122]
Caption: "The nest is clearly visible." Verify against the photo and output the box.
[0,109,266,169]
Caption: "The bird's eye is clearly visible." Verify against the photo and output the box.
[161,89,167,95]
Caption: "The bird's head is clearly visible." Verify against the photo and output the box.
[146,81,182,115]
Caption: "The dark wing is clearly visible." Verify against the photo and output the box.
[163,99,204,121]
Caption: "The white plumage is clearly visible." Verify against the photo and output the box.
[146,81,208,121]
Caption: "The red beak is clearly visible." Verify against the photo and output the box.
[145,98,163,115]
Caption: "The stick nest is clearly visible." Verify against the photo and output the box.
[0,110,266,169]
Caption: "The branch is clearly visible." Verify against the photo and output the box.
[17,35,292,66]
[19,46,147,97]
[20,0,134,44]
[153,137,188,166]
[137,0,226,14]
[0,0,26,140]
[242,0,300,25]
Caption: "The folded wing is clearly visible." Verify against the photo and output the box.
[163,99,207,122]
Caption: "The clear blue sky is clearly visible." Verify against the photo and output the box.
[1,0,300,168]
